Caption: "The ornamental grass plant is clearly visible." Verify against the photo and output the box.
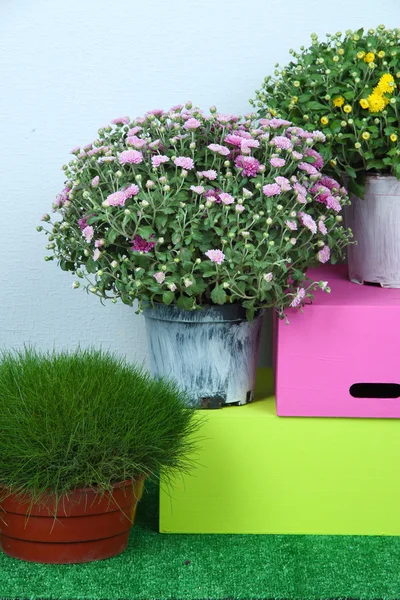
[252,25,400,197]
[0,348,199,507]
[39,104,351,319]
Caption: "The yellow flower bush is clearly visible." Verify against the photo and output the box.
[252,25,400,196]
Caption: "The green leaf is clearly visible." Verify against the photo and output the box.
[307,101,328,110]
[366,159,385,171]
[171,232,182,245]
[162,291,175,306]
[85,258,97,274]
[137,225,155,239]
[155,215,168,229]
[176,295,194,310]
[344,166,357,179]
[107,229,118,243]
[211,285,227,305]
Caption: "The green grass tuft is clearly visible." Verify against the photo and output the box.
[0,347,201,504]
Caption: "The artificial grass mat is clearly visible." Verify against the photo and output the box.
[1,482,400,600]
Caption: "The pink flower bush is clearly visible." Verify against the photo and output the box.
[43,106,351,318]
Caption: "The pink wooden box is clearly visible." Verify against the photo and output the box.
[275,264,400,418]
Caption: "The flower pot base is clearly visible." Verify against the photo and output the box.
[0,531,130,564]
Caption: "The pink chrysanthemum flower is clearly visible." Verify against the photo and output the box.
[299,162,319,177]
[318,245,331,264]
[204,188,223,203]
[190,185,205,194]
[235,156,260,177]
[152,155,170,167]
[219,193,234,205]
[128,126,142,136]
[127,136,147,149]
[183,117,201,130]
[170,104,183,112]
[264,272,273,282]
[275,176,291,191]
[304,148,324,170]
[327,196,342,213]
[123,184,140,199]
[201,170,217,180]
[70,146,80,154]
[298,211,317,234]
[319,176,340,191]
[270,157,286,168]
[263,183,281,197]
[174,156,194,170]
[98,156,116,163]
[146,108,164,116]
[82,225,94,242]
[290,287,306,308]
[83,143,93,151]
[294,182,308,196]
[318,220,328,235]
[312,130,326,143]
[224,134,243,147]
[235,204,245,213]
[241,138,260,154]
[91,176,100,187]
[217,113,239,123]
[105,191,126,207]
[119,150,143,165]
[262,118,291,129]
[131,235,155,253]
[270,136,292,150]
[311,184,331,205]
[207,144,230,156]
[205,249,225,265]
[285,220,298,231]
[153,272,166,284]
[292,151,303,160]
[95,239,104,248]
[88,147,105,156]
[93,248,101,262]
[78,216,89,230]
[112,116,130,125]
[149,139,162,149]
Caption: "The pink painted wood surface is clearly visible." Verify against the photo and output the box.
[275,264,400,418]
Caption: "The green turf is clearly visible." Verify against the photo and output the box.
[1,482,400,600]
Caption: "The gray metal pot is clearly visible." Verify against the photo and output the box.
[144,304,263,408]
[346,175,400,287]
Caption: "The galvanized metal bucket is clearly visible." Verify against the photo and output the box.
[346,175,400,288]
[144,304,263,408]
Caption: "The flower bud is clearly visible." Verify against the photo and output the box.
[146,180,155,189]
[84,249,90,256]
[158,237,164,243]
[36,225,43,232]
[189,142,196,149]
[224,161,230,167]
[111,260,118,268]
[266,217,273,225]
[115,170,123,178]
[72,281,80,289]
[163,185,171,192]
[135,174,142,181]
[196,258,201,264]
[205,200,213,208]
[124,209,131,215]
[222,282,230,289]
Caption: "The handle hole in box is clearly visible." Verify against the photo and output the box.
[350,383,400,399]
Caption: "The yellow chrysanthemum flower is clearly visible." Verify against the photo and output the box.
[333,96,345,107]
[377,73,396,95]
[361,132,371,140]
[357,51,365,59]
[359,98,369,109]
[367,92,386,112]
[292,96,298,103]
[343,104,352,113]
[390,134,398,142]
[320,116,329,125]
[364,52,375,63]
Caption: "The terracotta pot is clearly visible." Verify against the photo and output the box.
[0,478,145,563]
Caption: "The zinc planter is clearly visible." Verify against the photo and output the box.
[346,175,400,288]
[144,304,263,408]
[0,478,144,564]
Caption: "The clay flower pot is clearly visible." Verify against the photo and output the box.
[0,478,145,563]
